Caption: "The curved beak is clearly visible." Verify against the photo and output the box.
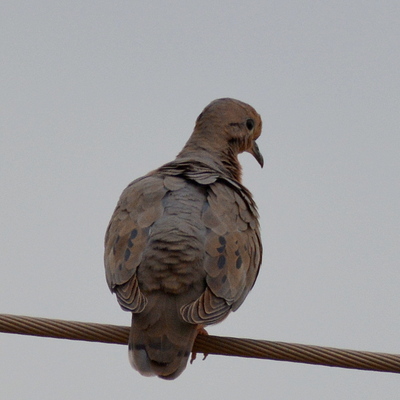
[248,141,264,168]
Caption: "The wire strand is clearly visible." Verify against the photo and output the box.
[1,314,399,373]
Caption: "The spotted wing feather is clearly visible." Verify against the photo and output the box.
[104,174,168,312]
[181,180,262,324]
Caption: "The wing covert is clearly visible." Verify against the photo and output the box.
[104,175,168,311]
[180,181,262,325]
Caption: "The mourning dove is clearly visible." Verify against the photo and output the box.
[104,98,263,379]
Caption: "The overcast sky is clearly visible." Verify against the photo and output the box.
[1,1,399,399]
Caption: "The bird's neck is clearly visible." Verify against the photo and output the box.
[177,141,242,183]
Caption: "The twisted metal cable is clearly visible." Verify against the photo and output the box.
[1,314,399,373]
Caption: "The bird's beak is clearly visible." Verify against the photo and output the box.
[248,141,264,168]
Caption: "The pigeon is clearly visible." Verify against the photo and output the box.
[104,98,263,379]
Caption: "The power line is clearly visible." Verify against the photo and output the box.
[1,314,399,374]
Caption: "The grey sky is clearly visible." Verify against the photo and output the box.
[1,1,399,399]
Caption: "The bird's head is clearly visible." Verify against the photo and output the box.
[197,98,263,168]
[179,98,263,181]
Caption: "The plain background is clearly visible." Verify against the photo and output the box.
[1,1,399,399]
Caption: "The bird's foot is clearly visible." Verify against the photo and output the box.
[190,327,209,364]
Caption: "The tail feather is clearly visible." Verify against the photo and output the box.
[128,295,199,380]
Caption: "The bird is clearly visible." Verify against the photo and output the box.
[104,98,263,380]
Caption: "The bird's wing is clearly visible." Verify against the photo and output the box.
[104,174,168,312]
[181,175,262,325]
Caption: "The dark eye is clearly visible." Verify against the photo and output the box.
[246,119,254,131]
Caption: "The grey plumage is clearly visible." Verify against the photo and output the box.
[104,98,263,379]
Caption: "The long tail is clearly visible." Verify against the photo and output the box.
[128,296,199,380]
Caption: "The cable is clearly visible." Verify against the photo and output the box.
[1,314,399,373]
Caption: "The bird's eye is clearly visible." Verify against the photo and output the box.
[246,119,254,131]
